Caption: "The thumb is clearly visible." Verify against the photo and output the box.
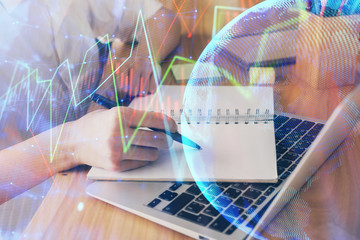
[112,38,125,54]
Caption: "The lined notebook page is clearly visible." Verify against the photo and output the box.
[88,86,277,182]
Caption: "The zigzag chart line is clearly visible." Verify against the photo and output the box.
[0,6,256,163]
[212,6,247,38]
[0,10,200,163]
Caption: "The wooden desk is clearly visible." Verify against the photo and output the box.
[22,32,360,240]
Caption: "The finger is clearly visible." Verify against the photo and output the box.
[122,145,159,161]
[149,73,157,94]
[112,38,125,52]
[125,67,131,95]
[115,160,149,172]
[139,75,146,96]
[126,108,178,133]
[143,68,151,95]
[130,68,141,97]
[118,67,130,96]
[127,128,173,149]
[115,70,128,100]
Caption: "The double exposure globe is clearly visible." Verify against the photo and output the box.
[178,0,359,236]
[180,0,359,195]
[181,0,302,182]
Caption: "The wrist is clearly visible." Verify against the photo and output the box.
[51,122,80,170]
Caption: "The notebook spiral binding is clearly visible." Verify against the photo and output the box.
[164,108,274,124]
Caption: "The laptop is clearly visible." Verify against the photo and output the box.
[86,87,359,240]
[222,29,297,70]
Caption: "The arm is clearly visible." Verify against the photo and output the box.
[0,122,76,204]
[87,7,181,111]
[137,7,182,63]
[0,107,177,204]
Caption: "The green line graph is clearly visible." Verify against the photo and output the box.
[0,11,199,162]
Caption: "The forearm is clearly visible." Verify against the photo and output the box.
[0,122,77,204]
[137,7,181,62]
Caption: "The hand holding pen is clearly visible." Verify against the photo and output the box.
[72,101,183,172]
[91,93,202,150]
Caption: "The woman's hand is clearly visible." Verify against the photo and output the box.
[113,56,161,98]
[70,107,177,172]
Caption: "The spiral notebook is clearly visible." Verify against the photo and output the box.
[87,86,277,182]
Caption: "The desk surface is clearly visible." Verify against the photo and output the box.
[21,31,360,240]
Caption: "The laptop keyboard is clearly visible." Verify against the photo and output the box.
[145,114,324,235]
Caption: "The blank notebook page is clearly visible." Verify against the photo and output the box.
[88,86,278,182]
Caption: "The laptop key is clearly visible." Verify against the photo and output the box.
[195,194,215,205]
[197,182,212,188]
[292,128,307,135]
[277,166,285,175]
[216,182,231,188]
[147,198,161,208]
[247,218,258,229]
[255,196,266,205]
[162,193,194,215]
[237,215,248,225]
[274,116,289,129]
[273,179,283,187]
[278,159,292,168]
[213,196,232,208]
[186,184,202,196]
[282,118,302,129]
[313,123,324,131]
[264,187,275,196]
[243,188,262,200]
[225,215,248,234]
[296,121,315,131]
[251,183,270,191]
[285,133,302,142]
[280,171,291,180]
[177,211,213,227]
[283,152,298,161]
[313,127,323,135]
[232,183,249,191]
[204,205,223,217]
[302,134,316,142]
[276,145,288,154]
[224,205,244,218]
[209,215,234,232]
[169,182,182,191]
[159,190,178,201]
[225,224,238,235]
[279,139,295,148]
[185,202,205,214]
[234,196,253,208]
[275,132,286,141]
[223,188,242,199]
[246,205,258,215]
[290,146,306,155]
[296,140,312,149]
[288,164,297,172]
[205,185,224,196]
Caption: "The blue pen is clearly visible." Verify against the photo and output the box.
[91,93,202,150]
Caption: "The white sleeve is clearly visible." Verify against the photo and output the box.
[88,0,163,40]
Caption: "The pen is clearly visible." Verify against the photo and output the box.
[91,93,202,150]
